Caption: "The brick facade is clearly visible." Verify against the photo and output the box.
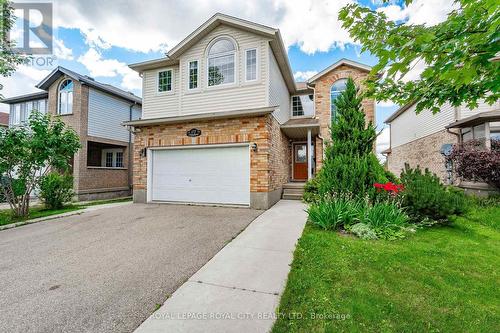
[46,75,132,199]
[387,129,459,183]
[132,114,290,208]
[312,64,375,170]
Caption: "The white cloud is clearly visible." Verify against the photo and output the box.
[376,127,390,162]
[54,39,74,60]
[78,48,141,91]
[293,70,318,81]
[377,0,457,26]
[53,0,356,54]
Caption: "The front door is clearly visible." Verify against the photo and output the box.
[293,143,308,180]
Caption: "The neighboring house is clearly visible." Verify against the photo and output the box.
[384,100,500,194]
[125,13,374,209]
[0,112,8,127]
[1,67,142,200]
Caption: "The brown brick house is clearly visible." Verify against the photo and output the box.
[1,67,142,200]
[125,13,374,209]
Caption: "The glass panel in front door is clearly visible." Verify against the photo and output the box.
[295,144,307,163]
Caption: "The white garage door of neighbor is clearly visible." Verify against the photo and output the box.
[150,145,250,205]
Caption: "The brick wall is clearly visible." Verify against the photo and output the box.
[133,114,289,194]
[313,64,375,170]
[387,129,459,182]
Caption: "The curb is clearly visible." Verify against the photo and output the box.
[0,202,132,231]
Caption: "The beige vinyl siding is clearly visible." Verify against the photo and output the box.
[141,24,270,120]
[142,66,180,119]
[390,103,455,148]
[459,99,500,119]
[268,47,290,124]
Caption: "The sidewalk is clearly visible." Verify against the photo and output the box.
[134,200,308,333]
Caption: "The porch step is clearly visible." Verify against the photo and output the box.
[282,182,306,201]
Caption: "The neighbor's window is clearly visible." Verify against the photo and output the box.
[102,149,125,168]
[208,38,235,86]
[58,79,73,115]
[245,49,257,81]
[188,61,198,89]
[330,79,347,121]
[11,103,21,125]
[292,95,314,117]
[158,70,173,92]
[461,127,473,142]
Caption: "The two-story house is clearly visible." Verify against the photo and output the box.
[384,100,500,194]
[1,67,142,200]
[125,13,374,209]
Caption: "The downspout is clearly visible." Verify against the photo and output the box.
[128,103,136,193]
[307,82,324,173]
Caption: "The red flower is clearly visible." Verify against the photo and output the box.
[373,182,404,195]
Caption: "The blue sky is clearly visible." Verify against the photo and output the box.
[1,0,455,155]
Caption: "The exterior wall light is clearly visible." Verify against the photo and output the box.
[251,143,258,152]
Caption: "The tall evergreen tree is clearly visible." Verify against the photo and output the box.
[316,78,386,198]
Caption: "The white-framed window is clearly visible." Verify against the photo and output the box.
[58,79,74,115]
[245,48,257,81]
[11,103,21,125]
[101,149,125,168]
[207,38,236,87]
[10,99,47,126]
[291,95,314,117]
[188,60,199,90]
[330,79,348,121]
[158,70,173,92]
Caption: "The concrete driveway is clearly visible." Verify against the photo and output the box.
[0,203,262,333]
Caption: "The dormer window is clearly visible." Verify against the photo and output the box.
[58,79,73,115]
[207,38,236,86]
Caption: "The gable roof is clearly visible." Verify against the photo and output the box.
[129,13,296,93]
[384,101,417,124]
[307,58,372,83]
[0,91,48,104]
[36,67,142,104]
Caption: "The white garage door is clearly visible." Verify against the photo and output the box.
[149,145,250,205]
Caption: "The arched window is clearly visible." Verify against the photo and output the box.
[207,38,236,86]
[330,79,347,121]
[58,79,73,115]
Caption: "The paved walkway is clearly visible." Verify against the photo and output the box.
[134,200,308,333]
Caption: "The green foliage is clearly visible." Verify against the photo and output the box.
[339,0,499,113]
[307,196,362,231]
[0,112,80,216]
[302,177,320,204]
[39,172,74,209]
[0,0,29,94]
[349,223,378,240]
[400,164,468,222]
[313,78,387,199]
[361,201,409,239]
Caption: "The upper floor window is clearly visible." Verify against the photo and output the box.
[330,79,347,121]
[158,70,173,92]
[10,99,47,125]
[291,95,314,117]
[188,61,198,90]
[58,79,73,115]
[207,38,235,86]
[245,49,257,81]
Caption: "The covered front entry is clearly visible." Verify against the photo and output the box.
[281,118,320,182]
[148,144,250,206]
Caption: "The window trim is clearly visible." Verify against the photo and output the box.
[244,47,259,83]
[101,148,126,169]
[330,78,348,122]
[157,68,174,95]
[187,59,200,91]
[206,36,238,89]
[57,79,74,115]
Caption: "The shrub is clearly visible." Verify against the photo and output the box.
[349,223,378,240]
[307,196,363,230]
[39,172,74,209]
[447,139,500,189]
[400,164,468,222]
[303,177,320,204]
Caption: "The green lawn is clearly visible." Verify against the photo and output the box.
[272,206,500,333]
[0,197,132,227]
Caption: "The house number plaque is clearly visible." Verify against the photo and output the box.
[186,128,202,137]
